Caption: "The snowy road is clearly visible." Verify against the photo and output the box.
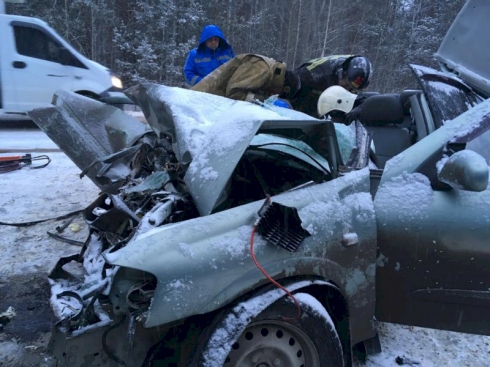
[0,125,489,366]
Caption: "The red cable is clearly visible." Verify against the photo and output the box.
[250,224,301,321]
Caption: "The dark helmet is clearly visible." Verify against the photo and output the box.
[344,56,373,90]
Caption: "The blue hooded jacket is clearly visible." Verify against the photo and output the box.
[184,25,235,86]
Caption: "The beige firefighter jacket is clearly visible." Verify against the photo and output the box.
[191,53,287,102]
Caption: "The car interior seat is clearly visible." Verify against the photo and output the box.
[360,91,421,168]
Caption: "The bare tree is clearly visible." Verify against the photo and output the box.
[321,0,333,57]
[7,0,467,91]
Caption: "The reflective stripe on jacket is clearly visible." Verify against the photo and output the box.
[291,55,357,117]
[295,55,356,91]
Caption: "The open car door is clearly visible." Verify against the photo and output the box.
[434,0,490,99]
[374,97,490,336]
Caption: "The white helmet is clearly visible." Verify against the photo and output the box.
[317,86,357,117]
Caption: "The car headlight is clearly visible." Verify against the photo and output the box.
[109,267,156,316]
[111,75,123,89]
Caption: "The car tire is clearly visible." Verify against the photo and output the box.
[196,292,344,367]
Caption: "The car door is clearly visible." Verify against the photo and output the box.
[374,98,490,336]
[4,21,78,112]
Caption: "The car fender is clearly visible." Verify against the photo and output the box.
[105,168,377,329]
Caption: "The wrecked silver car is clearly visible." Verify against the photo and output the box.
[31,84,376,367]
[29,1,490,366]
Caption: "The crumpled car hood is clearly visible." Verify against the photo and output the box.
[28,91,153,194]
[124,83,325,215]
[30,84,355,216]
[126,84,360,215]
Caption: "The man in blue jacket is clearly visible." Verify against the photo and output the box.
[184,25,235,86]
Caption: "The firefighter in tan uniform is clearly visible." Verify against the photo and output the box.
[191,54,300,104]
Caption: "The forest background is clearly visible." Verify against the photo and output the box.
[7,0,467,93]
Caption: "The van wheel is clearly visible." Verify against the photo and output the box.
[196,293,344,367]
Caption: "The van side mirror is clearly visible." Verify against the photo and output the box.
[59,47,71,65]
[438,150,489,192]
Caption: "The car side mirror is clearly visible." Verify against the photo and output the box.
[438,150,489,192]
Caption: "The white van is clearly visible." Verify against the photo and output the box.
[0,14,129,115]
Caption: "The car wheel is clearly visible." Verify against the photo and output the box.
[198,292,344,367]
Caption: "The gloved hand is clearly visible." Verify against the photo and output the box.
[345,105,361,124]
[354,92,378,106]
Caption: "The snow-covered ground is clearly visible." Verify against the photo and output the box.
[0,125,489,366]
[364,322,490,366]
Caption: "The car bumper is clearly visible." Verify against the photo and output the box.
[99,87,134,105]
